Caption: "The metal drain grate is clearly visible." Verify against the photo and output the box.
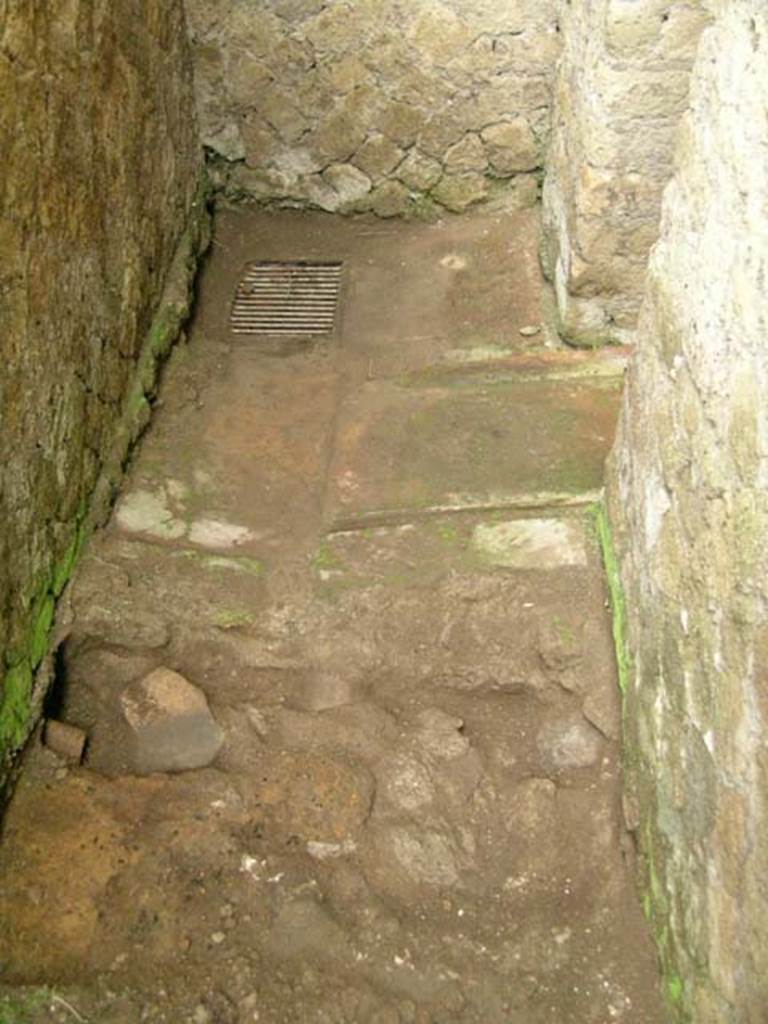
[230,261,343,336]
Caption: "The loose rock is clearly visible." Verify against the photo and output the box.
[119,668,224,774]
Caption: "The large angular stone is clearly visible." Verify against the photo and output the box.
[255,86,309,143]
[377,102,427,147]
[353,133,404,179]
[303,174,343,212]
[307,111,367,165]
[482,119,540,174]
[322,162,372,208]
[370,180,411,218]
[433,172,489,212]
[444,133,487,172]
[418,111,467,159]
[326,54,368,93]
[242,116,278,169]
[404,4,475,62]
[225,53,274,107]
[202,122,245,162]
[120,668,224,774]
[396,148,443,191]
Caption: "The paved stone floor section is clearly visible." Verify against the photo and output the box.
[0,208,667,1024]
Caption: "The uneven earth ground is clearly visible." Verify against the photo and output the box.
[0,207,666,1023]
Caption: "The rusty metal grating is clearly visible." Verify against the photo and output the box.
[230,260,343,336]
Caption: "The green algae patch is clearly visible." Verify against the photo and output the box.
[0,988,52,1024]
[593,504,630,695]
[1,515,89,756]
[666,975,684,1007]
[149,304,184,358]
[407,191,442,222]
[52,522,86,597]
[204,554,263,577]
[29,595,55,668]
[563,333,618,351]
[313,541,344,572]
[436,522,461,545]
[211,608,254,630]
[639,814,693,1022]
[172,548,264,578]
[127,385,152,421]
[0,662,34,749]
[642,817,670,918]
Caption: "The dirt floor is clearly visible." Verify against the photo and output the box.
[0,206,668,1023]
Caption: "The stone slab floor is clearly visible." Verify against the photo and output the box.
[0,207,667,1023]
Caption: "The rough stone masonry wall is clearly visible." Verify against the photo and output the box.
[0,1,206,785]
[607,2,768,1019]
[542,0,711,345]
[184,0,560,215]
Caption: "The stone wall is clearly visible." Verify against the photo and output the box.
[185,0,560,215]
[607,2,768,1018]
[542,0,711,345]
[0,1,206,784]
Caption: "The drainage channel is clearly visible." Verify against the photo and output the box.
[230,260,343,336]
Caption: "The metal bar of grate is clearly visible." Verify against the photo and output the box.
[230,261,343,335]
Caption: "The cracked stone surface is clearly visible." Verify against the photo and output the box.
[186,0,560,214]
[0,209,666,1023]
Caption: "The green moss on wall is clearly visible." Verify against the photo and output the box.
[595,499,693,1022]
[0,663,33,750]
[52,525,85,597]
[0,183,210,781]
[0,987,52,1024]
[639,813,692,1022]
[593,503,630,694]
[29,596,55,667]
